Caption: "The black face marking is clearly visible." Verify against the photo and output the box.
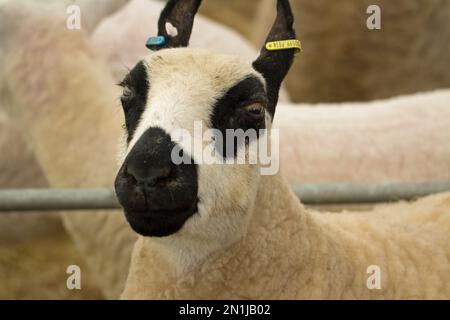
[210,76,268,159]
[115,127,198,237]
[120,61,149,143]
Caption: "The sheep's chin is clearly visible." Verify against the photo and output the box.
[124,200,199,238]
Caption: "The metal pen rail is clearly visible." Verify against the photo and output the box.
[1,181,450,212]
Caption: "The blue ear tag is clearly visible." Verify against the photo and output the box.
[146,36,166,50]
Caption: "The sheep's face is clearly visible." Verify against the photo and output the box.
[115,49,271,239]
[114,0,296,258]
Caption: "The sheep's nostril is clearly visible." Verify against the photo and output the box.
[144,174,170,189]
[126,163,174,188]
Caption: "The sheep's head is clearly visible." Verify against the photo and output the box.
[115,0,296,244]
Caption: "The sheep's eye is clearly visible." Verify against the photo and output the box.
[122,87,134,99]
[244,103,265,117]
[121,87,135,111]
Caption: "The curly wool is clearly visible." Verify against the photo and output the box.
[122,173,450,299]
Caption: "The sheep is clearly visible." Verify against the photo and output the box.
[0,109,63,243]
[92,0,256,79]
[90,0,290,103]
[0,0,131,244]
[0,0,131,190]
[14,0,131,33]
[0,0,135,298]
[92,0,450,185]
[2,0,449,299]
[0,0,282,298]
[254,0,450,102]
[274,91,450,185]
[4,0,450,195]
[113,0,450,299]
[0,2,137,299]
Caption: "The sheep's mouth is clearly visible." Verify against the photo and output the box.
[114,126,199,237]
[124,199,199,237]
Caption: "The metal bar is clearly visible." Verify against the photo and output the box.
[0,181,449,212]
[292,181,450,205]
[0,188,120,212]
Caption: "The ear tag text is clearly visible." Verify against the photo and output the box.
[146,36,166,50]
[265,39,302,54]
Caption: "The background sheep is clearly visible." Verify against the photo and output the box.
[11,0,130,33]
[0,109,62,243]
[0,2,136,299]
[0,0,132,243]
[275,91,450,185]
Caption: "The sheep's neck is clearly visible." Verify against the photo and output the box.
[122,173,349,299]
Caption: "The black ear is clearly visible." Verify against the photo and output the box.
[253,0,296,117]
[154,0,202,49]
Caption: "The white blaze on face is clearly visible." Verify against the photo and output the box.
[125,48,265,162]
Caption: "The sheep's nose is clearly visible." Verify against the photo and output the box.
[126,163,173,189]
[123,127,177,189]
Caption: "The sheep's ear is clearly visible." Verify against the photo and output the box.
[157,0,202,49]
[253,0,296,117]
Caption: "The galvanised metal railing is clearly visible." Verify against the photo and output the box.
[1,181,450,212]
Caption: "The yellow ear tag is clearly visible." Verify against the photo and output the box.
[265,39,302,55]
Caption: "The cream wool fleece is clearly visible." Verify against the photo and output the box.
[122,173,450,299]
